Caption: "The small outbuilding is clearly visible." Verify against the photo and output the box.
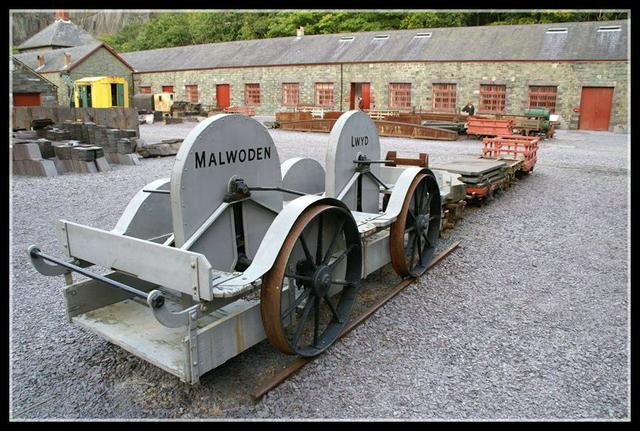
[74,76,129,108]
[11,57,58,107]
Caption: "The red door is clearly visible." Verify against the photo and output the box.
[350,83,356,110]
[579,87,614,131]
[216,84,230,109]
[14,93,41,106]
[361,83,371,110]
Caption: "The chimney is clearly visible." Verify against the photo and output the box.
[37,54,45,68]
[296,26,304,38]
[55,10,70,21]
[63,53,71,67]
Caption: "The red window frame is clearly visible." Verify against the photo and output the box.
[282,83,300,106]
[185,85,198,103]
[139,86,152,94]
[432,83,456,112]
[528,86,557,113]
[162,85,174,93]
[479,84,506,113]
[315,82,334,107]
[389,83,411,109]
[245,83,261,106]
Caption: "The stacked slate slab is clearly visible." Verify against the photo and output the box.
[52,141,111,173]
[23,120,142,171]
[12,138,59,177]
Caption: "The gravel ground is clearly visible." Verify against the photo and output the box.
[10,123,629,420]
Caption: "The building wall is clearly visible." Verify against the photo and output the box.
[11,59,58,106]
[44,47,133,107]
[134,60,628,130]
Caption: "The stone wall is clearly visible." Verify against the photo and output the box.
[134,60,629,130]
[12,58,58,106]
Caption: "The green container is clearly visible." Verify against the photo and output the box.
[524,108,550,119]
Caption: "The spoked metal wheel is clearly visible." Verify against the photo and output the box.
[261,204,362,357]
[390,173,441,278]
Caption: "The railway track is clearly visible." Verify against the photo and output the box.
[251,241,461,400]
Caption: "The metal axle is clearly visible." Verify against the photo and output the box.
[28,247,164,308]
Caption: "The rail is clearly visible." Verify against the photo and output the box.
[251,240,461,400]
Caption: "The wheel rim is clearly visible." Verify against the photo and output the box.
[390,173,441,277]
[261,204,362,356]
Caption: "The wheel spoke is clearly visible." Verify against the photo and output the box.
[409,233,418,268]
[322,219,345,265]
[422,231,431,248]
[421,192,432,214]
[316,213,324,265]
[405,231,416,251]
[313,296,320,347]
[281,288,311,320]
[324,295,342,323]
[408,209,417,223]
[299,235,314,264]
[416,233,423,262]
[292,297,314,348]
[329,244,355,269]
[413,188,420,215]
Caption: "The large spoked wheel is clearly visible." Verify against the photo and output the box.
[261,204,362,357]
[390,173,441,278]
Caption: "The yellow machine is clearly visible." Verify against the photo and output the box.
[74,76,129,108]
[153,92,174,113]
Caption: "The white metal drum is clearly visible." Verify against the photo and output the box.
[170,114,283,271]
[325,110,381,213]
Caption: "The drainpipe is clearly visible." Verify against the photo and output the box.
[340,64,343,112]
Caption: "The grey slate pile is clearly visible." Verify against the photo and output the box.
[12,139,59,177]
[52,141,111,173]
[26,120,143,170]
[45,128,71,141]
[136,138,182,158]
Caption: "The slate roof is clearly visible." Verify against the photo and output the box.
[17,18,97,51]
[11,57,58,88]
[13,42,134,73]
[121,20,628,73]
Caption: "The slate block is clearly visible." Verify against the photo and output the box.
[13,143,42,161]
[117,153,141,165]
[36,139,55,159]
[50,157,66,174]
[53,144,74,160]
[95,157,111,172]
[117,138,134,154]
[71,147,96,162]
[12,160,25,175]
[121,129,138,139]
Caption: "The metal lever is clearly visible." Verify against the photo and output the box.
[28,246,165,308]
[142,189,170,194]
[352,159,394,164]
[248,186,307,196]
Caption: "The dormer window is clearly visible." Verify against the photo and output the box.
[597,25,622,32]
[546,28,568,34]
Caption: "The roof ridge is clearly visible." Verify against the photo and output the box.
[120,19,628,56]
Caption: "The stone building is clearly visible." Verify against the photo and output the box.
[15,10,96,53]
[12,12,134,107]
[122,20,628,131]
[11,57,58,106]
